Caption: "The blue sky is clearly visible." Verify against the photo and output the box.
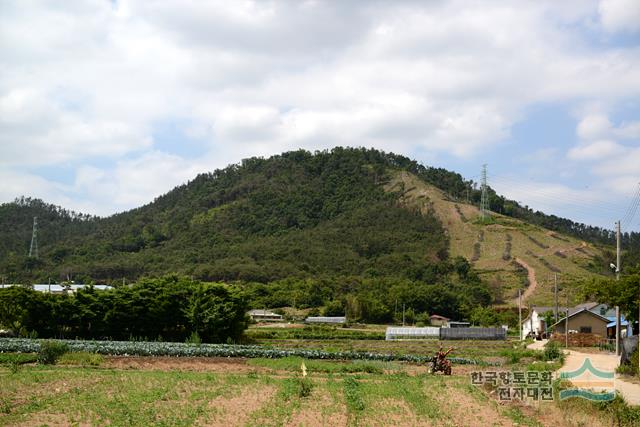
[0,0,639,231]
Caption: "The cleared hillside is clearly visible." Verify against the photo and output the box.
[388,171,603,306]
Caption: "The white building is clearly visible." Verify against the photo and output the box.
[248,309,284,322]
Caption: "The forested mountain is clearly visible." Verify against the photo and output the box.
[1,147,636,287]
[2,149,448,284]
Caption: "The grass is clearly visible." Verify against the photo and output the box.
[0,353,38,365]
[2,357,639,426]
[58,352,104,367]
[0,351,104,368]
[247,356,393,374]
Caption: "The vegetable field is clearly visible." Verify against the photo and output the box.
[0,338,487,365]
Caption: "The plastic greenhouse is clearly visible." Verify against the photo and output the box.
[385,327,440,340]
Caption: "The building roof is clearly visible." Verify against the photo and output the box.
[248,309,281,316]
[32,284,113,293]
[430,314,450,320]
[523,302,606,323]
[550,308,610,328]
[607,320,629,328]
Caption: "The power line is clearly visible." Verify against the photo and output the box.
[621,183,640,229]
[459,170,640,231]
[487,177,630,214]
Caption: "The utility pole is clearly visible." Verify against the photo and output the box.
[565,288,570,348]
[616,306,621,356]
[402,303,406,327]
[616,220,621,281]
[565,306,569,348]
[554,273,558,323]
[480,164,488,220]
[29,216,38,259]
[616,220,621,356]
[518,289,522,341]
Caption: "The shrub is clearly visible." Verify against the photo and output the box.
[297,377,313,398]
[280,377,314,400]
[37,341,68,365]
[616,348,639,376]
[185,331,202,344]
[543,340,563,362]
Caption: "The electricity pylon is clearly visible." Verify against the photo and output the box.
[29,216,38,259]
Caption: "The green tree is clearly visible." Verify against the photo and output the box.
[582,275,640,323]
[186,283,248,343]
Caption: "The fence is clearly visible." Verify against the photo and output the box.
[550,333,609,347]
[440,327,506,340]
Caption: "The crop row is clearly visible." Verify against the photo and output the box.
[246,329,385,340]
[0,338,492,365]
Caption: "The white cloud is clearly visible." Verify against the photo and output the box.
[599,0,640,33]
[567,112,640,202]
[72,151,211,214]
[568,139,624,160]
[0,0,639,217]
[576,114,613,141]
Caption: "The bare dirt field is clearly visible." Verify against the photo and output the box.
[3,354,637,426]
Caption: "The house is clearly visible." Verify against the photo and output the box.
[522,302,618,338]
[550,308,610,338]
[429,314,450,327]
[248,309,284,322]
[606,315,634,339]
[521,306,565,338]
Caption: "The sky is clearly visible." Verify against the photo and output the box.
[1,0,639,231]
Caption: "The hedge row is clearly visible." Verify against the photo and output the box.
[0,338,493,365]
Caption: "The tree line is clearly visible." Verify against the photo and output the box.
[0,276,248,343]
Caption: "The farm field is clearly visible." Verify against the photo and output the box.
[1,354,634,427]
[255,338,516,363]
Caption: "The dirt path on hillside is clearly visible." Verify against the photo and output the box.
[513,257,538,304]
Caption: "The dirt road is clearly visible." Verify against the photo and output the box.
[514,257,538,303]
[559,349,640,405]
